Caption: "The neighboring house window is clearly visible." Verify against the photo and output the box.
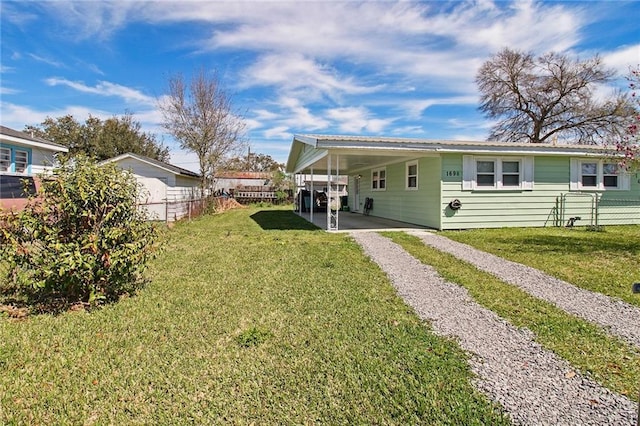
[462,156,533,190]
[406,161,418,189]
[0,147,9,172]
[14,150,28,173]
[372,167,386,191]
[571,159,629,191]
[0,145,32,174]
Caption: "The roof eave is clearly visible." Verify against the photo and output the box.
[0,134,69,153]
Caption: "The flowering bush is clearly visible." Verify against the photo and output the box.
[617,66,640,171]
[0,156,160,311]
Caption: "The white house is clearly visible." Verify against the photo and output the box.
[102,153,201,222]
[0,125,68,210]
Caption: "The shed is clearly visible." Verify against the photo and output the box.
[0,125,68,211]
[286,134,640,231]
[102,153,201,222]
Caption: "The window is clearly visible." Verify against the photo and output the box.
[372,167,386,191]
[581,162,598,187]
[406,161,418,189]
[502,161,521,187]
[476,160,496,187]
[463,156,531,191]
[0,146,32,174]
[14,150,28,173]
[0,147,9,172]
[602,163,619,188]
[571,159,629,191]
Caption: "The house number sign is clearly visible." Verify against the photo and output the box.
[445,170,461,177]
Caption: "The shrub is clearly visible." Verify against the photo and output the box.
[0,156,160,310]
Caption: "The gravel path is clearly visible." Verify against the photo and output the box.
[351,231,637,425]
[407,230,640,349]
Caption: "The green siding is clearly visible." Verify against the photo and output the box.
[441,154,640,229]
[355,157,442,228]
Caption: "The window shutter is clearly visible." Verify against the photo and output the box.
[462,155,474,190]
[522,157,534,190]
[620,172,631,190]
[569,158,579,191]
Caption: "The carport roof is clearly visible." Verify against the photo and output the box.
[286,134,615,175]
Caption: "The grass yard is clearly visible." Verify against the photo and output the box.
[385,232,640,399]
[440,226,640,306]
[0,206,509,425]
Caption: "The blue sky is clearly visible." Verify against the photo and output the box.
[1,0,639,172]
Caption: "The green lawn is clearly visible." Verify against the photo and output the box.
[385,232,640,398]
[440,226,640,306]
[0,207,509,425]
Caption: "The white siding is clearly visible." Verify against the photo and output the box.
[110,157,200,222]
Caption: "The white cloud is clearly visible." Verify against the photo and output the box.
[240,53,382,102]
[326,106,394,134]
[28,53,65,68]
[0,102,112,130]
[274,96,330,131]
[602,44,640,76]
[45,78,155,105]
[401,96,479,119]
[37,1,144,41]
[263,126,291,140]
[0,87,20,95]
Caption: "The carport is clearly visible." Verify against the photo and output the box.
[286,134,433,232]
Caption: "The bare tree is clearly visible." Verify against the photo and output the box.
[476,48,633,144]
[159,69,247,191]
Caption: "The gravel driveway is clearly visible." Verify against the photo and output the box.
[351,231,637,425]
[408,230,640,349]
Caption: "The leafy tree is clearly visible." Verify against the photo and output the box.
[617,65,640,171]
[159,68,247,192]
[220,151,283,172]
[0,156,160,311]
[476,48,633,144]
[25,113,169,162]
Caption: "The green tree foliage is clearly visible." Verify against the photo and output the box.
[0,156,160,311]
[25,113,170,162]
[220,151,283,172]
[476,48,633,144]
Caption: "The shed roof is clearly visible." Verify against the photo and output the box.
[103,153,201,179]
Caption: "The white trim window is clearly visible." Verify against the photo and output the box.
[406,160,418,190]
[0,147,9,172]
[463,156,533,191]
[570,159,630,191]
[372,167,386,191]
[14,150,28,173]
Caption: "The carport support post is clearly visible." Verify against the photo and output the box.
[327,154,339,231]
[310,167,314,225]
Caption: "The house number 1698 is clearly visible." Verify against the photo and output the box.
[445,170,460,177]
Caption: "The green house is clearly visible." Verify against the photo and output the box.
[285,134,640,230]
